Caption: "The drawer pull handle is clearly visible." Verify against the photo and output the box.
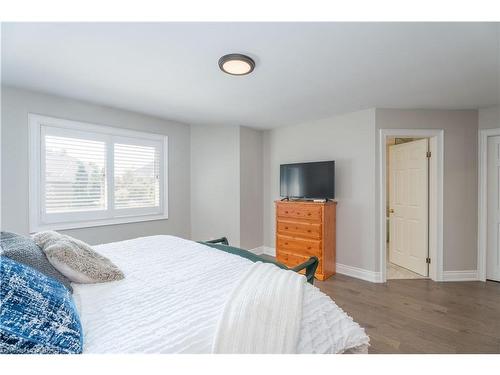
[285,211,289,214]
[307,213,311,216]
[307,246,311,250]
[285,242,288,245]
[285,226,289,229]
[307,230,311,232]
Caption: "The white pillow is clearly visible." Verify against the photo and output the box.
[33,231,124,284]
[44,257,95,283]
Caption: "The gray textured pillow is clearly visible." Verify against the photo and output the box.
[33,231,124,284]
[0,231,73,292]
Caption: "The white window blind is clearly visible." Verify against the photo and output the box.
[29,114,168,232]
[44,135,107,213]
[114,143,160,209]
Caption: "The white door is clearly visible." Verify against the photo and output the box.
[389,139,429,276]
[487,136,500,282]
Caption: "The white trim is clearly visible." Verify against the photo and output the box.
[478,128,500,281]
[250,246,383,283]
[336,263,383,283]
[28,115,41,233]
[28,113,169,233]
[31,213,170,232]
[261,246,276,256]
[250,247,476,283]
[28,113,167,141]
[442,270,479,282]
[378,129,444,282]
[162,136,169,221]
[249,246,264,255]
[250,246,276,257]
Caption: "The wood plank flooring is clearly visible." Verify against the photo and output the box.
[315,274,500,353]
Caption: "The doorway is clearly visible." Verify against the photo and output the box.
[486,136,500,281]
[386,137,428,279]
[379,129,444,282]
[479,129,500,282]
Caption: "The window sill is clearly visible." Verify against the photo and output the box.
[29,213,169,233]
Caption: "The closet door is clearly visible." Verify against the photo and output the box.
[487,136,500,282]
[389,139,429,276]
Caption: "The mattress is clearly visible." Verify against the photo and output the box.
[72,235,369,353]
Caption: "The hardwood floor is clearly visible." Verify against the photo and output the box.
[315,274,500,353]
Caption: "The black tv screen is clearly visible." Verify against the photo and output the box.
[280,161,335,199]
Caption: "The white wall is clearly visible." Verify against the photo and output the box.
[479,106,500,129]
[190,124,264,249]
[190,124,241,245]
[1,86,191,244]
[375,109,478,272]
[240,127,263,249]
[263,109,377,271]
[0,85,485,278]
[1,86,263,250]
[263,108,479,275]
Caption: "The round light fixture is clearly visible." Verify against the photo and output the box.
[218,54,255,76]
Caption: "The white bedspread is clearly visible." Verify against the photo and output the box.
[213,262,305,353]
[72,235,369,354]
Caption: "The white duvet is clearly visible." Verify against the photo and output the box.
[72,235,369,354]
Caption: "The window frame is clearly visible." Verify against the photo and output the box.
[29,114,168,233]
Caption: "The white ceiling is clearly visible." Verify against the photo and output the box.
[2,22,498,129]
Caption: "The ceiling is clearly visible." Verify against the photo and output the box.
[1,22,498,129]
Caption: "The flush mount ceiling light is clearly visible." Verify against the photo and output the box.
[218,54,255,76]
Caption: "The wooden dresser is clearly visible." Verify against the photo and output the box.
[275,200,336,280]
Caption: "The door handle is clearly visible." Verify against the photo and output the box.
[389,208,394,214]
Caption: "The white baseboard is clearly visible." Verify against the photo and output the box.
[336,263,383,283]
[441,270,478,282]
[247,247,479,283]
[250,246,276,257]
[249,246,383,283]
[261,246,276,256]
[248,246,263,255]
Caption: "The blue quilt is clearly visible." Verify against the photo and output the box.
[0,256,83,354]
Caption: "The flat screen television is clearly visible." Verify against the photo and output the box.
[280,161,335,200]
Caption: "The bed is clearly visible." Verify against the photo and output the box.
[71,235,369,354]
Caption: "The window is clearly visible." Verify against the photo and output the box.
[29,114,168,232]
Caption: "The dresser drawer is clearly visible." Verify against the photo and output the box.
[276,251,308,268]
[277,220,321,240]
[277,204,322,221]
[277,235,322,257]
[275,200,336,280]
[277,251,322,273]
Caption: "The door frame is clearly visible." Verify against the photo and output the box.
[379,129,444,282]
[478,128,500,281]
